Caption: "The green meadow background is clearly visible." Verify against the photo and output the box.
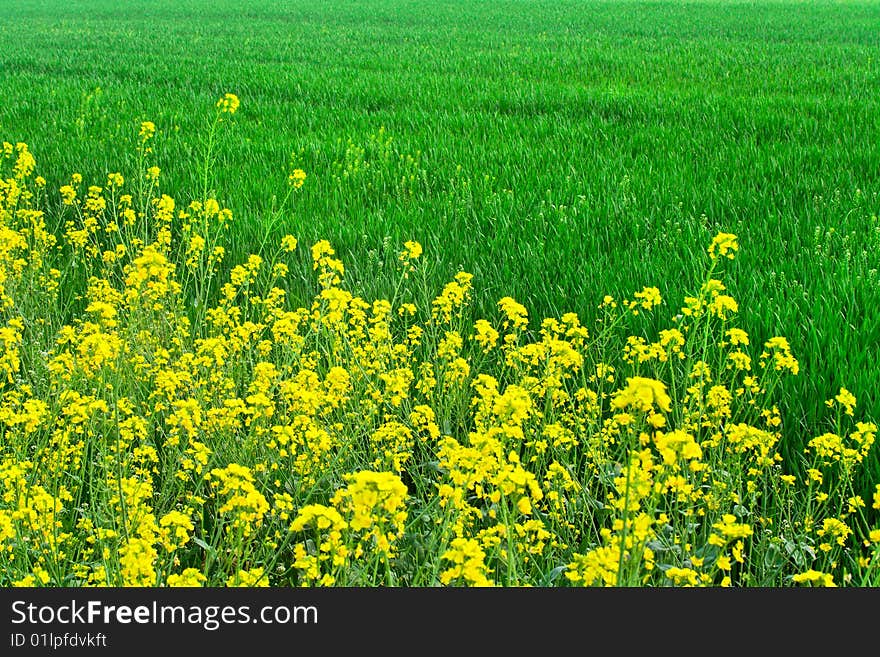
[1,0,879,473]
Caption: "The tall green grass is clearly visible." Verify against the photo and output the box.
[2,0,879,479]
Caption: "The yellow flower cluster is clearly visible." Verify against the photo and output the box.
[216,93,240,115]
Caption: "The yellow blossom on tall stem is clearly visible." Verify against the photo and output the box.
[216,93,240,115]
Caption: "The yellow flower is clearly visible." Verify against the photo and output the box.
[664,567,700,587]
[612,377,672,413]
[473,319,499,351]
[119,537,158,586]
[330,471,408,559]
[400,240,422,261]
[281,234,298,252]
[441,538,494,587]
[792,570,835,587]
[566,547,620,586]
[431,273,474,323]
[761,337,799,375]
[497,296,529,331]
[707,232,738,261]
[167,569,207,587]
[834,387,857,416]
[227,568,268,587]
[654,430,702,465]
[291,504,347,533]
[59,185,77,205]
[726,328,749,346]
[633,286,662,311]
[816,517,851,546]
[207,464,269,536]
[217,93,240,114]
[139,121,156,141]
[847,496,865,513]
[311,239,335,264]
[159,510,194,551]
[708,515,753,547]
[289,168,306,188]
[708,294,738,319]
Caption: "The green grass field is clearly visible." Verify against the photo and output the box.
[2,0,879,467]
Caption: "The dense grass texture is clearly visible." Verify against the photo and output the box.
[0,0,879,586]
